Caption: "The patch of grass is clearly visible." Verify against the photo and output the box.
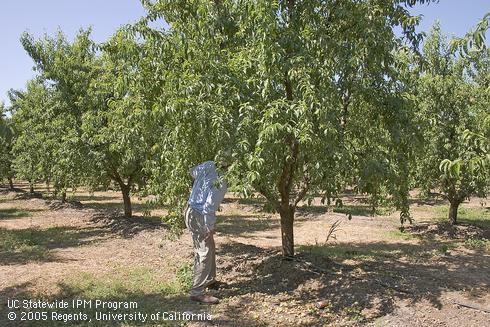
[464,238,489,250]
[0,226,101,264]
[333,205,373,216]
[5,266,199,327]
[51,265,198,326]
[82,201,153,217]
[296,205,327,216]
[437,244,451,255]
[422,243,458,257]
[343,306,364,322]
[176,263,193,292]
[0,208,32,219]
[1,227,68,256]
[386,230,415,241]
[236,197,266,206]
[66,266,179,298]
[299,241,454,261]
[70,194,121,202]
[217,213,277,235]
[81,202,126,210]
[433,206,490,229]
[299,244,402,261]
[65,263,195,299]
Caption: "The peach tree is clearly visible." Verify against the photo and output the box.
[140,0,438,256]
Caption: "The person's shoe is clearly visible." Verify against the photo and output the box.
[189,294,220,304]
[206,280,229,290]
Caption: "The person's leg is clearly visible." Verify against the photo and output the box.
[186,208,218,300]
[208,235,216,283]
[197,233,216,290]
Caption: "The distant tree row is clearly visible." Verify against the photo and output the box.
[0,1,488,256]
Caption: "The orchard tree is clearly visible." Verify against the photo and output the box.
[141,0,436,256]
[81,29,155,217]
[21,29,154,217]
[18,31,96,198]
[456,15,490,174]
[0,102,15,190]
[9,80,54,194]
[463,48,490,179]
[9,80,84,200]
[415,24,489,225]
[447,13,490,176]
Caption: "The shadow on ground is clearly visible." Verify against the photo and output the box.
[297,204,376,217]
[214,239,489,325]
[409,197,448,206]
[81,202,148,212]
[71,194,121,202]
[0,208,45,220]
[217,214,279,235]
[0,226,113,265]
[0,281,217,327]
[89,210,166,238]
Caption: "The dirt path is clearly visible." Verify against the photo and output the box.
[1,189,489,326]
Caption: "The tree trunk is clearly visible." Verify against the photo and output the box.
[448,200,460,225]
[279,206,295,257]
[8,177,14,190]
[29,183,34,194]
[121,184,132,218]
[61,191,66,203]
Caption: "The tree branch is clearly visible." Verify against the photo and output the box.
[254,182,280,211]
[106,160,125,187]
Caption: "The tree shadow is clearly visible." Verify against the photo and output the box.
[217,209,352,237]
[0,281,216,327]
[217,214,279,235]
[0,279,266,327]
[215,240,490,325]
[71,194,122,202]
[406,220,490,240]
[81,201,162,214]
[0,208,41,220]
[222,196,266,206]
[89,210,166,238]
[409,197,447,206]
[297,204,375,217]
[0,186,25,194]
[458,218,490,230]
[0,226,113,265]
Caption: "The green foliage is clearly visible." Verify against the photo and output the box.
[9,81,51,189]
[413,24,489,223]
[12,28,156,216]
[0,102,14,185]
[161,211,187,239]
[137,0,439,255]
[450,12,489,56]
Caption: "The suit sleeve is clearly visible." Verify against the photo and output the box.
[202,182,227,231]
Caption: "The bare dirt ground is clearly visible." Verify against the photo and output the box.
[0,184,489,326]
